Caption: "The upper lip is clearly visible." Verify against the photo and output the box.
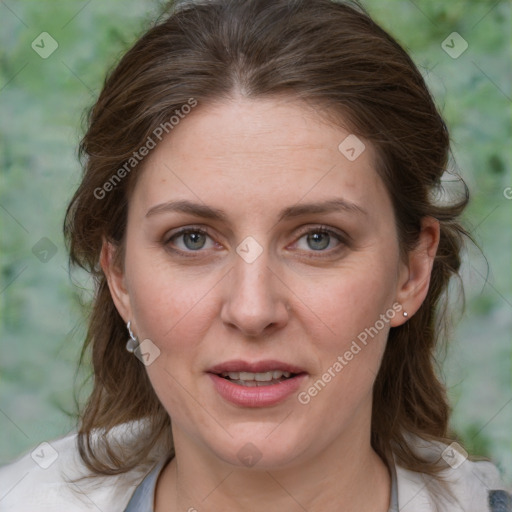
[208,360,306,375]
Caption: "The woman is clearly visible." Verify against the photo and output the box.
[1,0,510,510]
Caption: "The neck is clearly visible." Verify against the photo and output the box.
[155,426,391,512]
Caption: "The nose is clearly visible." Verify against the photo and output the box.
[220,247,290,339]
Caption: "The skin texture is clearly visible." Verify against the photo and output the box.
[101,95,440,511]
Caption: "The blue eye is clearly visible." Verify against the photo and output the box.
[165,225,346,257]
[167,228,215,252]
[294,227,344,253]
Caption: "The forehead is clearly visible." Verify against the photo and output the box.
[130,96,391,224]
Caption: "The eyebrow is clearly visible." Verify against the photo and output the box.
[145,198,367,222]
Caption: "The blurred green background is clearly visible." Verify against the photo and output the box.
[1,0,511,485]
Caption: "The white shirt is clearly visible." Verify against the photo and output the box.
[0,425,510,511]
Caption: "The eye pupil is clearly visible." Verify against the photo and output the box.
[307,232,330,251]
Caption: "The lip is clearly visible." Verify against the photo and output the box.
[207,360,308,408]
[208,373,307,407]
[207,359,306,374]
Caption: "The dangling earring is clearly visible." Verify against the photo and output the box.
[126,321,139,353]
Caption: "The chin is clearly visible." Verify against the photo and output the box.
[205,429,308,470]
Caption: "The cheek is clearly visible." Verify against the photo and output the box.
[297,277,394,422]
[125,264,221,420]
[303,260,398,345]
[126,256,221,352]
[297,257,398,402]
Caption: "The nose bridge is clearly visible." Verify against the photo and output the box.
[235,245,272,302]
[220,236,288,336]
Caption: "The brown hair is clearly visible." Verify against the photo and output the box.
[64,0,470,478]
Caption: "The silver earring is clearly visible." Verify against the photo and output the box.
[403,311,408,317]
[126,321,139,353]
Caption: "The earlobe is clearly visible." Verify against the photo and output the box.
[390,217,440,327]
[100,239,132,324]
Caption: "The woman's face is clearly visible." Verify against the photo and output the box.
[105,96,433,469]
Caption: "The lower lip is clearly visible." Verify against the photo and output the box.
[208,373,307,407]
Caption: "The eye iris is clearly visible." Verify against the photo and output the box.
[307,231,330,251]
[184,232,206,250]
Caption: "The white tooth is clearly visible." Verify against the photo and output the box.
[227,370,294,382]
[269,370,292,379]
[243,380,259,387]
[233,379,274,387]
[254,371,273,382]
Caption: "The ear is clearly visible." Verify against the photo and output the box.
[100,238,132,325]
[390,217,440,327]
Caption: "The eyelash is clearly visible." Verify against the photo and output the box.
[164,225,348,258]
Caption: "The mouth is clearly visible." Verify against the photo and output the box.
[207,360,307,406]
[208,359,307,384]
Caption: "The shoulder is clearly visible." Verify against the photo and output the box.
[395,436,512,512]
[0,423,155,512]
